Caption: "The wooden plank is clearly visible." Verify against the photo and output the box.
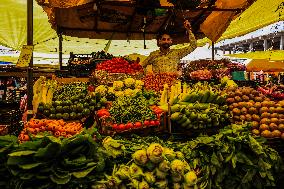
[54,77,89,83]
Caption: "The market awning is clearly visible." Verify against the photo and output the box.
[225,50,284,61]
[246,59,284,72]
[36,0,256,43]
[218,0,284,41]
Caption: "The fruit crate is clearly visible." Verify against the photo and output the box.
[97,113,167,137]
[92,70,144,86]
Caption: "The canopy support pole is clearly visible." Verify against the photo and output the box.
[58,33,63,70]
[212,42,215,60]
[27,0,34,120]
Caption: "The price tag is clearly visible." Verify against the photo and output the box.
[16,45,34,67]
[27,110,33,115]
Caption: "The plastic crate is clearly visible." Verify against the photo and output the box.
[232,71,245,81]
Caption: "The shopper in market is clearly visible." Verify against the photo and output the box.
[141,20,197,75]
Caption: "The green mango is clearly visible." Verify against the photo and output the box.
[171,112,182,121]
[171,104,181,113]
[200,90,210,103]
[177,115,188,124]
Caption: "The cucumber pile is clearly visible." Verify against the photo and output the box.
[170,103,230,129]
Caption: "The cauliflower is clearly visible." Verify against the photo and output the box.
[146,143,164,164]
[115,91,124,97]
[124,89,135,96]
[132,149,148,165]
[124,78,135,88]
[133,89,141,95]
[135,80,144,89]
[184,171,197,186]
[108,87,115,94]
[113,81,124,90]
[95,85,108,96]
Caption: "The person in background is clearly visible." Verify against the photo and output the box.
[141,20,197,75]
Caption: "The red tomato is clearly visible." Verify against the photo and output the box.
[118,124,125,131]
[150,121,156,126]
[112,124,118,130]
[134,122,142,128]
[154,120,160,126]
[126,123,134,129]
[144,120,150,126]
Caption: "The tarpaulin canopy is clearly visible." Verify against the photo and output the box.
[36,0,256,43]
[0,0,282,56]
[246,59,284,72]
[225,50,284,61]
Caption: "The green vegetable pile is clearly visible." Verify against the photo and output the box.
[109,95,157,124]
[171,103,230,129]
[93,143,198,189]
[0,124,282,189]
[53,82,88,101]
[37,82,106,120]
[176,125,283,189]
[0,129,107,189]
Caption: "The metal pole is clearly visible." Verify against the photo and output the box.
[58,33,63,70]
[27,0,33,120]
[212,42,215,60]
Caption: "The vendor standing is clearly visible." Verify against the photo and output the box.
[141,20,197,75]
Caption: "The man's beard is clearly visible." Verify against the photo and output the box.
[161,43,171,49]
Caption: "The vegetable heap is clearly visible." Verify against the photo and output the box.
[171,103,230,130]
[182,59,244,81]
[95,78,145,99]
[93,142,198,189]
[18,119,83,142]
[0,129,106,189]
[178,124,283,189]
[33,76,57,114]
[142,73,178,92]
[37,82,105,120]
[96,57,143,74]
[226,86,284,139]
[0,123,282,189]
[108,95,161,127]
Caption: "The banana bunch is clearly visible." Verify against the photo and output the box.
[32,77,58,114]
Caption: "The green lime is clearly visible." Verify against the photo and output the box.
[44,103,52,110]
[63,106,70,113]
[66,100,72,106]
[77,103,84,112]
[89,106,95,112]
[70,112,77,120]
[50,107,56,114]
[43,110,50,116]
[90,99,96,106]
[56,106,63,113]
[37,106,44,113]
[82,109,91,116]
[49,114,56,119]
[77,113,83,119]
[56,113,62,119]
[54,101,61,107]
[83,102,89,108]
[62,113,70,120]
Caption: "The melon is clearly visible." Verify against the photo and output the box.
[272,130,281,138]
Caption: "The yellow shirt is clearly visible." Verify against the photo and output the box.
[141,30,197,74]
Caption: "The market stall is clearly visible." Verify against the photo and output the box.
[2,0,284,188]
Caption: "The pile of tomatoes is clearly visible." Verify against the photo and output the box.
[96,58,143,74]
[142,73,177,92]
[97,106,164,133]
[18,119,83,142]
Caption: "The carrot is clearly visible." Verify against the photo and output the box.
[54,131,61,137]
